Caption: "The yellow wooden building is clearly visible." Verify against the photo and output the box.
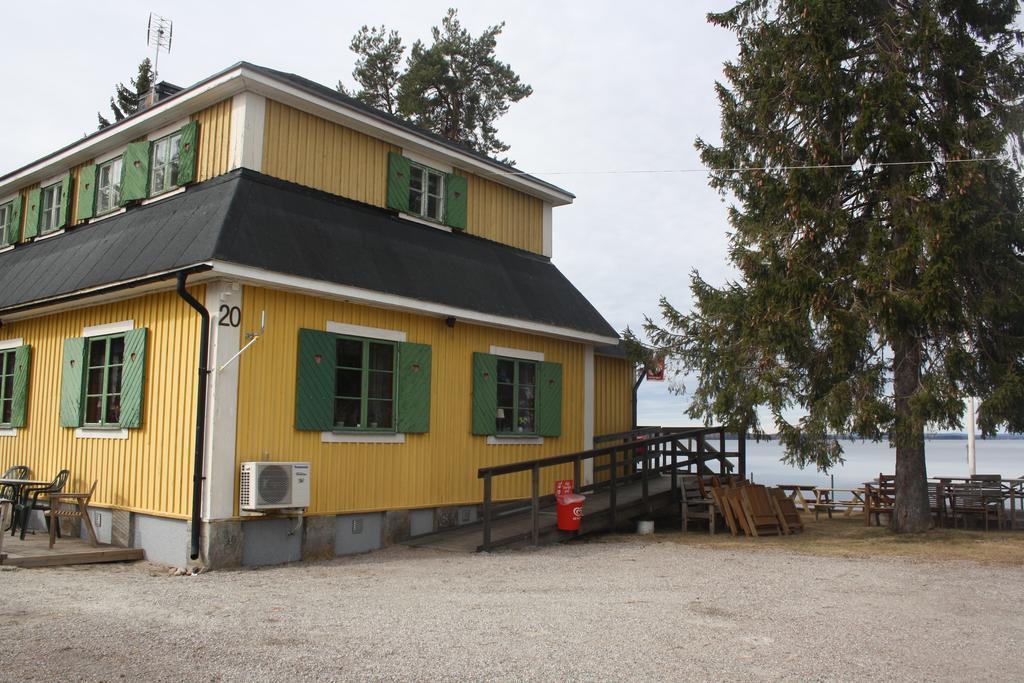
[0,63,633,568]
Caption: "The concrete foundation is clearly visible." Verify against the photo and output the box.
[66,505,482,571]
[409,508,434,536]
[302,516,335,560]
[336,512,384,556]
[241,517,303,567]
[383,509,410,544]
[111,509,133,547]
[135,514,189,568]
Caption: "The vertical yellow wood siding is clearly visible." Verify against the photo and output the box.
[192,99,233,182]
[595,355,634,437]
[262,100,397,207]
[462,170,543,253]
[0,288,204,518]
[234,286,584,514]
[261,100,546,254]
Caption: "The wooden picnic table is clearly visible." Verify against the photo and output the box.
[813,487,867,520]
[932,476,1024,530]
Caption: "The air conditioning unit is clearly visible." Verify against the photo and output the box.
[240,461,310,512]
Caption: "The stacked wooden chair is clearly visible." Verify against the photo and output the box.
[701,477,803,537]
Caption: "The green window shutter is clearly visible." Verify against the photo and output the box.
[60,337,86,427]
[396,342,431,433]
[6,195,21,245]
[120,141,152,203]
[386,151,411,213]
[9,345,31,428]
[175,120,199,186]
[444,173,468,230]
[537,361,563,437]
[23,188,41,241]
[471,352,498,436]
[119,328,148,428]
[75,164,97,222]
[295,328,336,431]
[58,172,73,229]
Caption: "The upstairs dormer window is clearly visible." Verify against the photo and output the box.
[150,130,182,196]
[95,157,123,215]
[39,182,64,234]
[408,162,445,222]
[386,152,468,231]
[0,200,13,247]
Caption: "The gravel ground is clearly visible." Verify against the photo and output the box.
[2,537,1021,682]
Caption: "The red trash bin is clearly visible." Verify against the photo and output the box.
[556,493,586,531]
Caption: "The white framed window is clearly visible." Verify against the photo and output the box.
[408,162,445,222]
[0,200,13,247]
[150,131,182,196]
[96,157,123,215]
[39,182,63,234]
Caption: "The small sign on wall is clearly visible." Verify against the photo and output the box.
[646,356,666,381]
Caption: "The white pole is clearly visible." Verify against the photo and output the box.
[967,397,977,477]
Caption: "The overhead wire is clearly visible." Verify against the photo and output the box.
[480,155,1008,177]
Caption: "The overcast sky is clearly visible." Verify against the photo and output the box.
[1,0,742,426]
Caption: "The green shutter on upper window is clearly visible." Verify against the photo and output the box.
[119,328,148,428]
[6,195,22,245]
[9,345,31,428]
[444,173,468,230]
[175,120,199,186]
[75,164,97,222]
[471,352,498,436]
[23,188,41,241]
[120,141,152,203]
[58,172,72,229]
[60,337,86,428]
[386,151,411,213]
[396,342,431,433]
[537,361,563,437]
[295,328,336,431]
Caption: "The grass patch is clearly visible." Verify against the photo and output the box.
[653,515,1024,566]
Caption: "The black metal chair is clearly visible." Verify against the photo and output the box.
[1,465,30,532]
[16,469,69,540]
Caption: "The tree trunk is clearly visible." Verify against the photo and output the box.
[890,333,932,532]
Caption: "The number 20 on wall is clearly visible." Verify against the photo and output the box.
[218,305,241,328]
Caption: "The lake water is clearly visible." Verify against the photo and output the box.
[728,438,1024,489]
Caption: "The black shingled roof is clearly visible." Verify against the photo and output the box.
[0,170,616,339]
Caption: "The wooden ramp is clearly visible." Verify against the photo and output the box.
[0,533,144,568]
[405,475,677,553]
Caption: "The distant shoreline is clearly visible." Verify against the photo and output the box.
[739,433,1023,441]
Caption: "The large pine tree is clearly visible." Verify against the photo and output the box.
[648,0,1024,531]
[338,9,532,159]
[97,58,155,130]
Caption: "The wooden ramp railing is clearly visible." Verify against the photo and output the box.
[477,426,745,551]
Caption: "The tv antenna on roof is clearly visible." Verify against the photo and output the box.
[147,12,173,81]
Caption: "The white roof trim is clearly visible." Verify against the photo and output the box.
[209,261,617,346]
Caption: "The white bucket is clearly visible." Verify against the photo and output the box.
[636,520,655,535]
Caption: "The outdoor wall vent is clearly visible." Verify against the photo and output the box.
[239,461,311,512]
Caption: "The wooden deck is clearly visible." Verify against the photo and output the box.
[405,474,677,553]
[0,532,144,568]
